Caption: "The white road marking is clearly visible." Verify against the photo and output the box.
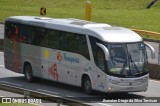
[38,89,59,95]
[150,79,160,83]
[98,103,112,106]
[0,81,22,87]
[0,65,4,67]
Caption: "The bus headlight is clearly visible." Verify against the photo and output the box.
[108,86,112,90]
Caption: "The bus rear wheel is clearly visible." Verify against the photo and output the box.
[83,76,93,95]
[24,64,34,82]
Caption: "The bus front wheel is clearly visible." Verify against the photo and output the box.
[83,76,93,94]
[24,64,34,82]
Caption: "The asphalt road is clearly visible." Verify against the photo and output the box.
[0,52,160,106]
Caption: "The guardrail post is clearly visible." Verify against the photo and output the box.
[24,91,30,99]
[57,99,63,106]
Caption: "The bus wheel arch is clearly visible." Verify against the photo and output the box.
[23,62,34,82]
[81,74,93,94]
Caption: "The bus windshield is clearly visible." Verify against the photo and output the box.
[107,42,148,77]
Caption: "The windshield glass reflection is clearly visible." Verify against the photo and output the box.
[107,42,147,77]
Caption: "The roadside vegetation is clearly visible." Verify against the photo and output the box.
[0,0,160,39]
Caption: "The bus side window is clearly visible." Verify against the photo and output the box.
[59,32,90,59]
[77,35,90,60]
[32,27,46,46]
[5,22,19,41]
[59,32,78,52]
[59,31,70,51]
[19,24,33,43]
[46,29,60,49]
[5,22,12,39]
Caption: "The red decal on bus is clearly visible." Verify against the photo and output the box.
[48,64,59,81]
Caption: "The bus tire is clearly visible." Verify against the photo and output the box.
[24,64,34,83]
[83,76,93,95]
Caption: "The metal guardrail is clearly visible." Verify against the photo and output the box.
[0,83,90,106]
[0,21,4,24]
[132,28,160,43]
[132,29,160,37]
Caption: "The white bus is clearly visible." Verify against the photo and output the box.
[4,16,155,94]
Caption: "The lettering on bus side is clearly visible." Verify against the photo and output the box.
[56,52,80,64]
[63,53,80,64]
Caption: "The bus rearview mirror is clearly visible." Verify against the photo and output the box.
[96,43,110,61]
[145,43,155,59]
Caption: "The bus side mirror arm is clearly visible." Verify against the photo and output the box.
[96,43,110,61]
[145,43,155,59]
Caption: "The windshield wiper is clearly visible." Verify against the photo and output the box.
[129,53,141,75]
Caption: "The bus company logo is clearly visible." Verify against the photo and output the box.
[63,53,80,64]
[57,51,63,62]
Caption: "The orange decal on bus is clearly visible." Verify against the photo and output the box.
[57,51,63,62]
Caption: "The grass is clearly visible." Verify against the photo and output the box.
[0,0,160,39]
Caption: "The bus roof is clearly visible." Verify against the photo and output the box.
[6,16,142,43]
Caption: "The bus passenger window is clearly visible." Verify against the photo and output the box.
[77,35,90,59]
[32,28,46,46]
[46,29,60,49]
[5,22,19,41]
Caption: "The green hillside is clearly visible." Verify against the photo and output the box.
[0,0,160,32]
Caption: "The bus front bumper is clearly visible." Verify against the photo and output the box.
[107,81,148,93]
[106,74,149,93]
